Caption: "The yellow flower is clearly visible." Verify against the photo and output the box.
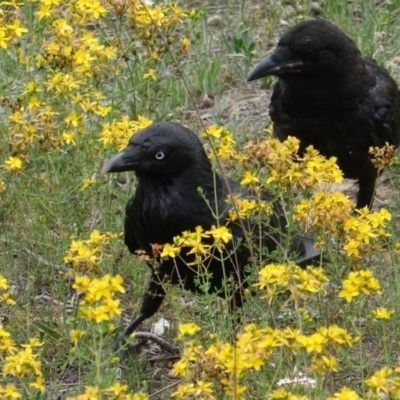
[0,292,16,305]
[29,376,45,393]
[203,125,223,138]
[295,267,329,293]
[80,178,96,191]
[0,327,16,352]
[196,380,214,397]
[343,239,360,257]
[0,28,10,49]
[160,243,181,258]
[366,367,392,393]
[3,156,23,172]
[28,96,42,109]
[70,329,86,345]
[297,332,326,353]
[339,270,381,303]
[82,0,107,19]
[180,38,190,52]
[53,18,73,37]
[328,387,361,400]
[171,383,196,399]
[102,382,128,396]
[72,276,91,293]
[3,345,43,379]
[319,325,353,347]
[0,384,22,399]
[129,394,149,400]
[21,81,42,96]
[209,225,232,245]
[143,68,157,81]
[178,323,201,336]
[61,132,76,145]
[7,20,28,37]
[369,308,395,320]
[240,170,259,186]
[0,275,9,290]
[103,296,121,319]
[65,112,81,127]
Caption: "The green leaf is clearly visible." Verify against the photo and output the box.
[33,322,63,340]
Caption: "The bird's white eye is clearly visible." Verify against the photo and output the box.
[155,151,165,160]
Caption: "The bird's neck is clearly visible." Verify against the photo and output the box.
[135,168,226,215]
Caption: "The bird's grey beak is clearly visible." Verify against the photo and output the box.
[101,148,137,175]
[247,47,303,81]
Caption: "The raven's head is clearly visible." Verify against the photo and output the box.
[247,19,360,81]
[101,122,208,176]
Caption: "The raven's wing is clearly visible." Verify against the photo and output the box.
[364,57,400,147]
[124,196,140,254]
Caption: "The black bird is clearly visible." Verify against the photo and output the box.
[102,122,318,352]
[248,19,400,209]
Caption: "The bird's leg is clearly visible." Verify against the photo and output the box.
[113,278,166,354]
[356,166,377,209]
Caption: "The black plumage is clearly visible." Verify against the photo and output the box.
[102,122,318,352]
[248,19,400,209]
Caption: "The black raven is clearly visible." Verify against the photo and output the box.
[102,122,318,352]
[248,19,400,209]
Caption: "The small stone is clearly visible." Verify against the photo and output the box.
[311,2,322,15]
[207,15,223,27]
[199,94,214,109]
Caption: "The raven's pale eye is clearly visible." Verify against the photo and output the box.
[155,151,165,160]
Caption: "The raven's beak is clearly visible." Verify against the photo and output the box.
[101,147,138,175]
[247,46,303,81]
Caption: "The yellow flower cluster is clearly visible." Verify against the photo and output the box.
[172,322,355,399]
[202,125,237,162]
[67,382,148,400]
[227,197,273,222]
[294,194,391,259]
[72,274,124,324]
[124,1,193,57]
[6,2,119,156]
[3,0,192,161]
[64,230,118,272]
[0,6,28,49]
[255,263,329,300]
[339,269,381,303]
[100,115,153,151]
[0,275,15,305]
[1,334,45,396]
[129,2,188,27]
[266,143,343,190]
[365,366,400,397]
[343,207,391,258]
[267,389,309,400]
[160,225,233,267]
[294,192,354,238]
[232,136,343,194]
[327,387,361,400]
